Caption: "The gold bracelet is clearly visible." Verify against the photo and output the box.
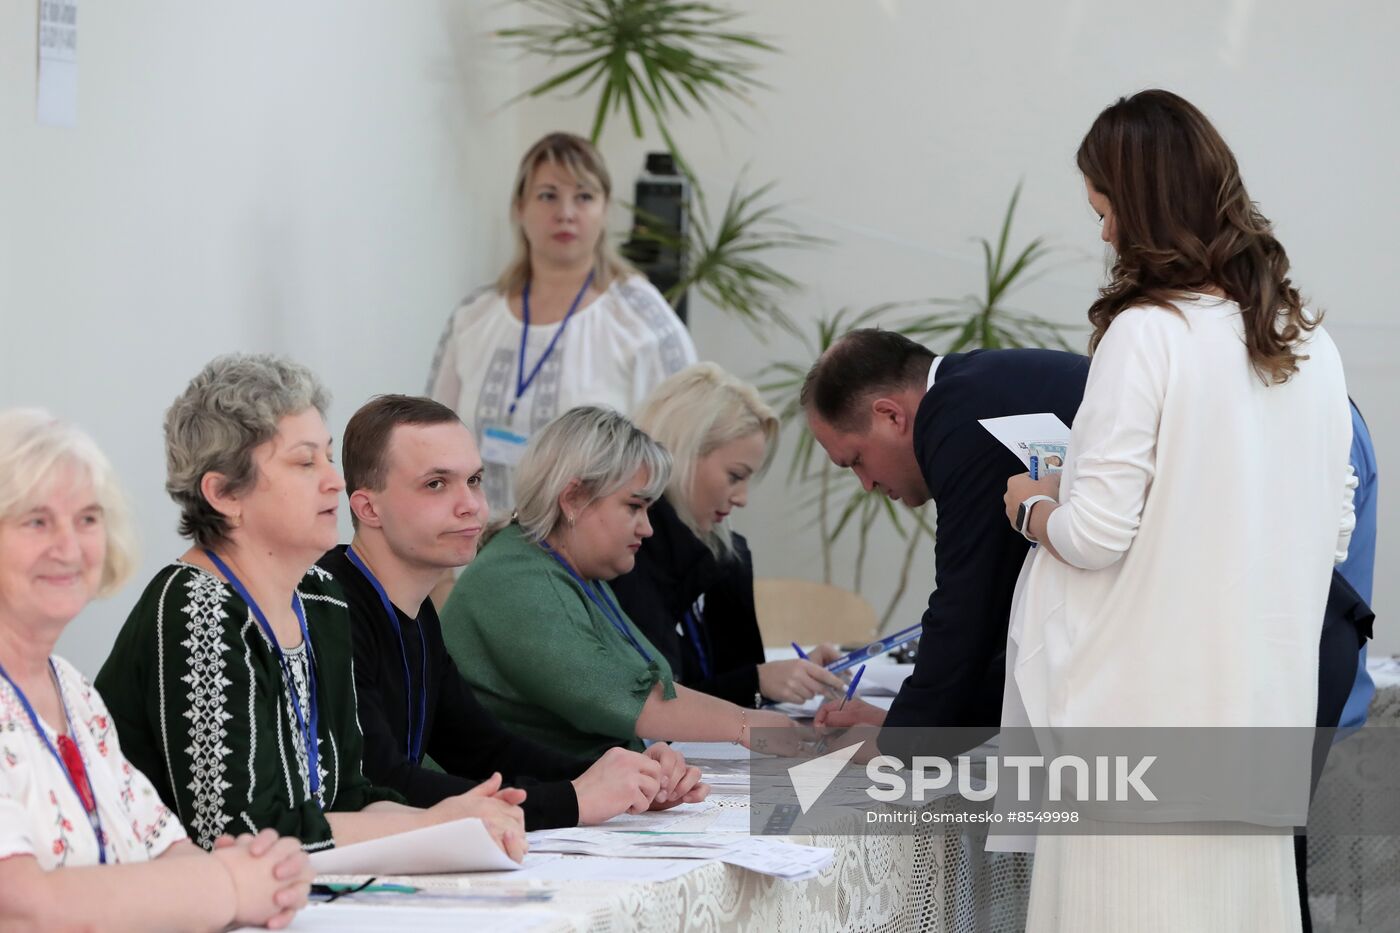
[733,710,749,745]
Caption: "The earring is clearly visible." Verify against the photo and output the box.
[566,513,575,527]
[230,513,243,529]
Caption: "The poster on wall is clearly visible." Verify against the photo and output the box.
[36,0,78,127]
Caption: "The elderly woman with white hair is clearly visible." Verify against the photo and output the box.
[441,405,796,761]
[96,354,529,861]
[611,363,848,706]
[0,408,313,931]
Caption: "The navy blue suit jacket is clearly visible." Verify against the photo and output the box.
[883,348,1089,732]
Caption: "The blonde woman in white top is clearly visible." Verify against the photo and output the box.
[0,408,313,931]
[428,132,696,513]
[1001,90,1353,933]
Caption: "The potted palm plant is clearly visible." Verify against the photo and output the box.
[498,0,819,335]
[761,186,1080,627]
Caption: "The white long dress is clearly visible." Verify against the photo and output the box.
[427,275,697,511]
[1004,296,1354,932]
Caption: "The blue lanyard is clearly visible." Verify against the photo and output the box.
[203,551,321,802]
[345,546,429,764]
[511,271,595,416]
[540,542,652,663]
[0,659,106,863]
[681,603,713,682]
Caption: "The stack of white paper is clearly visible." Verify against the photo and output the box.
[308,818,522,875]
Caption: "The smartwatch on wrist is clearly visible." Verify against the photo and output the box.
[1016,495,1056,542]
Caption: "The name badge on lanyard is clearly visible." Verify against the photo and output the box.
[203,550,323,805]
[479,424,531,468]
[490,271,594,465]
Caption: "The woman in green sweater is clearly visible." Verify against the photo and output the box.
[96,354,528,860]
[442,406,796,760]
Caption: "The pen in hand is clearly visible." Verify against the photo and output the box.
[838,664,866,712]
[814,664,866,755]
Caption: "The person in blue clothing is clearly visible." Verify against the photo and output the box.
[1337,400,1378,730]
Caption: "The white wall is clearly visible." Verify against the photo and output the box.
[0,1,525,672]
[2,0,1395,674]
[512,0,1399,645]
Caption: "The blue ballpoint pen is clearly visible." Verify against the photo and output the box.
[813,664,867,754]
[825,623,923,674]
[837,664,866,711]
[791,642,809,660]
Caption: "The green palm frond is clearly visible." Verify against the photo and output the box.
[756,301,918,483]
[499,0,777,149]
[904,182,1081,352]
[631,178,828,336]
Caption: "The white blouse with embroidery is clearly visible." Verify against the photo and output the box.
[427,275,697,512]
[0,655,186,868]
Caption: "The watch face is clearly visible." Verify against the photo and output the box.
[1016,502,1029,531]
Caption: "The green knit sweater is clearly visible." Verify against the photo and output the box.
[441,524,676,759]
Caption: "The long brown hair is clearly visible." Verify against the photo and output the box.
[496,132,635,296]
[1077,89,1318,384]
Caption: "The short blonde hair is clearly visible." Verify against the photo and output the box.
[634,363,779,557]
[512,406,671,545]
[164,354,330,549]
[496,132,636,296]
[0,408,138,597]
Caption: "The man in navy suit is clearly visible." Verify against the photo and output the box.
[802,328,1088,736]
[806,328,1370,756]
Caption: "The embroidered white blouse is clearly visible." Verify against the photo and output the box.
[427,275,697,511]
[0,655,186,868]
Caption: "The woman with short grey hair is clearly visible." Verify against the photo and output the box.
[97,353,530,861]
[162,353,331,549]
[442,405,797,760]
[0,408,314,931]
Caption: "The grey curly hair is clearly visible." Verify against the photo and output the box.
[164,353,330,548]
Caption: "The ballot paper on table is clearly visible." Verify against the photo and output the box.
[527,828,834,880]
[669,740,750,761]
[513,852,703,883]
[308,817,521,875]
[977,414,1071,470]
[855,663,913,697]
[593,798,719,831]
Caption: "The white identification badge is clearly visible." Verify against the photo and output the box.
[480,424,530,467]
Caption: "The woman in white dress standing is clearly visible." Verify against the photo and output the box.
[1001,89,1354,932]
[428,132,697,514]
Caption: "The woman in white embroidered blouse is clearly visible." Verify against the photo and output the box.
[0,408,313,931]
[427,132,696,515]
[1000,91,1353,933]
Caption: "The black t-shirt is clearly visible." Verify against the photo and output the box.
[318,545,590,830]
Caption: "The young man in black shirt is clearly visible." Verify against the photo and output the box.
[319,395,707,830]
